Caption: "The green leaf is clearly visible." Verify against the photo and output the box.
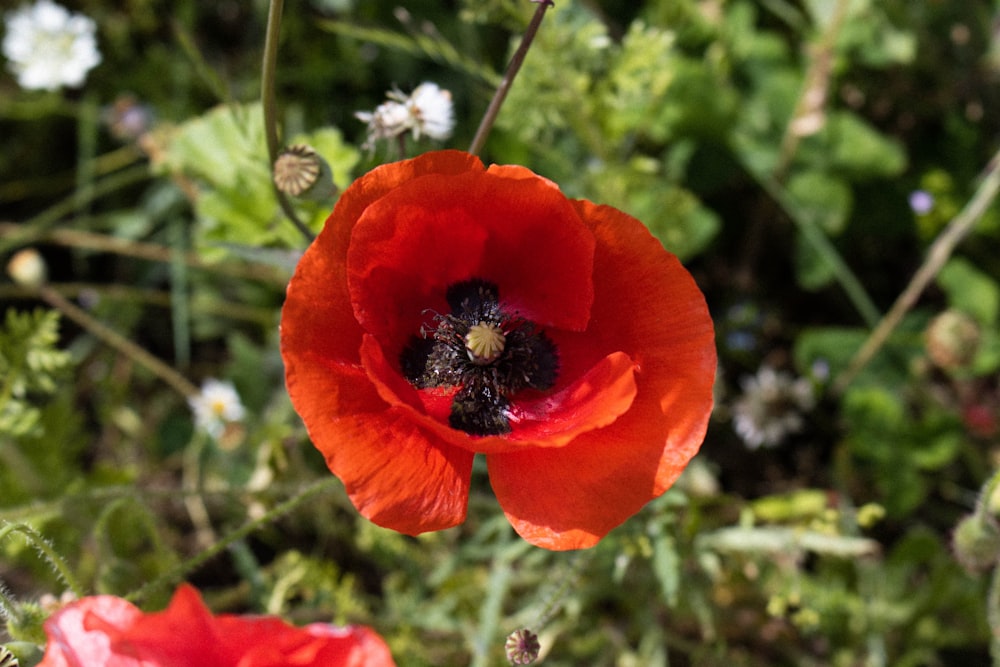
[0,309,72,400]
[824,111,907,179]
[794,229,835,290]
[586,157,721,260]
[158,103,360,258]
[786,170,853,234]
[937,257,1000,326]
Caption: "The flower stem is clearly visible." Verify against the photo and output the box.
[832,145,1000,394]
[990,564,1000,665]
[262,0,315,242]
[0,522,83,598]
[755,173,881,328]
[773,0,850,181]
[468,0,555,156]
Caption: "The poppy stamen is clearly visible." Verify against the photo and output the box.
[400,279,558,436]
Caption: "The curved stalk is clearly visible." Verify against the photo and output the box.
[468,0,555,156]
[262,0,315,242]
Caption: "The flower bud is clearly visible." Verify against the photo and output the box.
[505,628,540,665]
[925,309,980,370]
[952,513,1000,574]
[2,641,44,666]
[273,144,336,201]
[6,248,47,287]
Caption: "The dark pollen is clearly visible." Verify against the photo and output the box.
[400,279,559,436]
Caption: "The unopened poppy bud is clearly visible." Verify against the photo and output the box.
[505,628,540,665]
[273,144,336,201]
[925,309,980,370]
[7,248,47,287]
[952,513,1000,574]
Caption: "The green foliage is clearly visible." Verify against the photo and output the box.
[155,103,360,257]
[0,309,72,440]
[938,258,1000,327]
[4,0,1000,664]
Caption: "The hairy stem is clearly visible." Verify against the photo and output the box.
[0,522,83,598]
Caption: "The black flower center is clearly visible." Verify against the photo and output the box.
[400,279,559,436]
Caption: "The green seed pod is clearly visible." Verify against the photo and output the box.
[952,513,1000,574]
[273,144,336,201]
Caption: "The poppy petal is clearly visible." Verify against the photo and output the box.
[102,585,398,667]
[504,350,638,445]
[488,200,716,550]
[107,584,228,665]
[38,596,142,667]
[316,410,474,534]
[282,152,486,425]
[346,167,596,358]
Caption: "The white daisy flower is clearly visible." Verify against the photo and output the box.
[188,379,246,439]
[405,81,454,140]
[732,365,815,450]
[355,81,454,148]
[2,0,101,91]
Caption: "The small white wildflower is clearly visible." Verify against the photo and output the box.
[188,379,245,439]
[732,366,815,450]
[2,0,101,91]
[355,81,454,148]
[406,82,454,140]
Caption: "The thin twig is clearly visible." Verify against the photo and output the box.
[468,0,555,156]
[0,282,276,326]
[0,223,288,285]
[261,0,315,242]
[0,164,150,256]
[773,0,851,181]
[833,148,1000,394]
[37,285,200,399]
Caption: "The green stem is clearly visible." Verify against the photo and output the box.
[756,174,881,328]
[261,0,314,242]
[0,163,150,255]
[38,285,200,399]
[0,223,288,285]
[832,146,1000,394]
[530,550,589,631]
[468,0,555,156]
[182,432,216,549]
[990,564,1000,666]
[0,522,83,597]
[125,476,342,604]
[470,531,533,667]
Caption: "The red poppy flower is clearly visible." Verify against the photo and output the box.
[37,584,396,667]
[281,150,716,550]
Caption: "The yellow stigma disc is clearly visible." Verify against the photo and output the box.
[465,322,505,364]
